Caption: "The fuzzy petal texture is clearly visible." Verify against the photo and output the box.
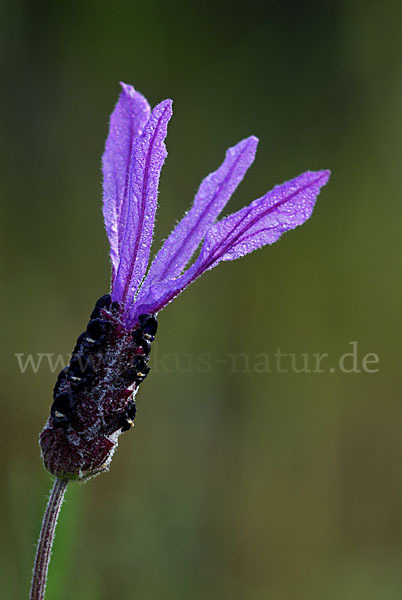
[199,169,330,265]
[111,99,173,314]
[102,83,151,277]
[137,136,258,303]
[132,170,330,320]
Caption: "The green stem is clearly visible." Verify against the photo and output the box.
[30,478,68,600]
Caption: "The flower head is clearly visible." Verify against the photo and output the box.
[104,84,330,328]
[40,83,330,480]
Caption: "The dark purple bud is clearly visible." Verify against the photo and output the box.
[51,392,74,428]
[132,355,149,372]
[84,335,106,352]
[69,356,94,377]
[90,294,112,319]
[73,332,87,354]
[111,301,121,313]
[125,400,136,420]
[121,368,137,387]
[119,399,137,432]
[138,313,158,338]
[87,318,113,339]
[53,368,69,397]
[122,362,150,386]
[131,329,151,353]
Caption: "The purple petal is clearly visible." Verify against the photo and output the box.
[102,83,151,277]
[111,99,173,313]
[199,169,330,265]
[132,170,330,321]
[137,136,258,298]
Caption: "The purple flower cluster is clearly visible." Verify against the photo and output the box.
[40,83,330,480]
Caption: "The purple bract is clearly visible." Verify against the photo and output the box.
[39,83,330,480]
[104,84,330,326]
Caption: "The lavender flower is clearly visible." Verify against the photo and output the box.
[39,83,330,481]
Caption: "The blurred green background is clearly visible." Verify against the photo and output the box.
[1,0,402,598]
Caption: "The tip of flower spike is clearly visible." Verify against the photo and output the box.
[119,84,173,117]
[146,99,173,132]
[237,135,259,158]
[245,135,259,146]
[156,98,173,113]
[228,135,259,158]
[119,81,136,97]
[316,169,331,184]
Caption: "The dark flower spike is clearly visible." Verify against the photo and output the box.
[39,82,330,483]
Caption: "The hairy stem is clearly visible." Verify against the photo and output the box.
[30,478,68,600]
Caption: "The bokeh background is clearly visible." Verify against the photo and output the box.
[1,1,402,598]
